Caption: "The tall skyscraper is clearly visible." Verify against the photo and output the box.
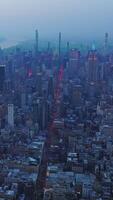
[47,42,50,52]
[71,84,82,107]
[35,29,39,55]
[68,49,80,78]
[33,99,49,130]
[8,104,14,127]
[37,72,43,97]
[59,32,61,64]
[87,50,99,82]
[103,32,109,55]
[32,99,40,124]
[48,75,54,98]
[0,65,5,92]
[67,41,70,54]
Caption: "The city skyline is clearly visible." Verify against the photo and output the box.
[1,1,113,199]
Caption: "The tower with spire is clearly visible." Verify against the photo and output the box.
[35,29,39,55]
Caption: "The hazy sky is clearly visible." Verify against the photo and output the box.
[0,0,113,43]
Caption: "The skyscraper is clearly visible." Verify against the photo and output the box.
[35,29,39,55]
[8,104,14,127]
[47,42,50,52]
[37,72,43,97]
[32,98,49,130]
[67,42,70,54]
[48,75,54,98]
[71,84,82,107]
[32,99,40,124]
[68,49,80,78]
[0,65,5,92]
[87,50,99,82]
[58,32,61,65]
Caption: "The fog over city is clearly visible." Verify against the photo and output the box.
[0,0,113,45]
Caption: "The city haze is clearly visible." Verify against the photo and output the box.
[0,0,113,47]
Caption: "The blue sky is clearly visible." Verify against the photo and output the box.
[0,0,113,42]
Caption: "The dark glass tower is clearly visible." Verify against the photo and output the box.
[0,65,5,92]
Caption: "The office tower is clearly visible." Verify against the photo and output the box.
[103,32,109,55]
[8,104,14,127]
[37,72,42,97]
[0,65,5,92]
[33,99,49,130]
[42,99,50,130]
[35,29,39,55]
[68,49,80,78]
[87,82,97,99]
[37,99,45,129]
[0,104,6,129]
[32,99,40,124]
[15,47,22,70]
[87,50,99,82]
[71,84,82,107]
[48,75,54,98]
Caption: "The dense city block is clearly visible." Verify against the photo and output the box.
[0,32,113,200]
